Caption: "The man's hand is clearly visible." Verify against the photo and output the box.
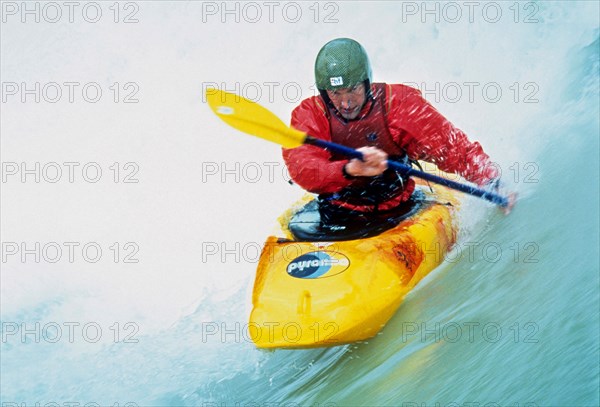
[502,192,518,215]
[485,177,517,215]
[344,147,388,177]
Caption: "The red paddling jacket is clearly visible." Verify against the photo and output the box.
[283,83,498,212]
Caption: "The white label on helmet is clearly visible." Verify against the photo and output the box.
[330,76,343,86]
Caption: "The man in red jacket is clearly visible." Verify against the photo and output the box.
[283,38,500,224]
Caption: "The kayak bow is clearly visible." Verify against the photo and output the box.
[249,180,459,349]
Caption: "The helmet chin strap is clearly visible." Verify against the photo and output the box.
[364,79,373,99]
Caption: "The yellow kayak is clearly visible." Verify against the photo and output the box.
[249,180,459,349]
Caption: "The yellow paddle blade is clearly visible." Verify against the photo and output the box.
[205,88,307,148]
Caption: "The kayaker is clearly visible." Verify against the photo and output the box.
[283,37,504,224]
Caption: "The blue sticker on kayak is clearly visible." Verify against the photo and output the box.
[286,251,350,279]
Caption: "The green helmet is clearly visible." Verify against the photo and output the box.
[314,38,372,91]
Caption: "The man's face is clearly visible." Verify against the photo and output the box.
[326,83,367,120]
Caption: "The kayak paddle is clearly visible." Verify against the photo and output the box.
[205,88,512,208]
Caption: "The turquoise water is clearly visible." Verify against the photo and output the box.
[1,2,598,406]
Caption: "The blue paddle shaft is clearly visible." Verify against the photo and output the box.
[305,136,509,207]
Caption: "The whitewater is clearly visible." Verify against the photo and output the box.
[1,1,598,406]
